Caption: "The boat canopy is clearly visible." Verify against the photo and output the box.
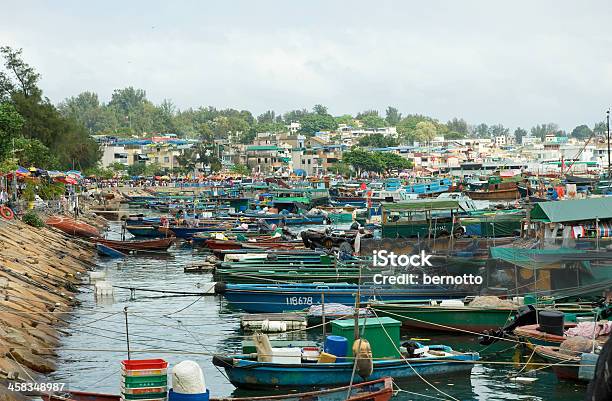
[530,198,612,223]
[382,199,462,212]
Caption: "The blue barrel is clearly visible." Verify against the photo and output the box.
[324,335,348,362]
[168,389,209,401]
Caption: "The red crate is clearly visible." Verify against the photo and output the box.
[122,359,168,371]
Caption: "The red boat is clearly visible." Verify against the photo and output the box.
[43,377,394,401]
[92,237,175,252]
[46,216,100,238]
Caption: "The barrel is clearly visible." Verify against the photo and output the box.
[168,389,209,401]
[324,335,348,362]
[538,310,565,336]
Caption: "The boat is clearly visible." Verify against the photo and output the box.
[370,299,517,332]
[514,323,610,347]
[465,181,519,201]
[95,243,126,258]
[46,216,100,238]
[92,237,174,252]
[215,282,472,313]
[124,225,165,238]
[43,377,394,401]
[533,345,596,382]
[213,349,478,389]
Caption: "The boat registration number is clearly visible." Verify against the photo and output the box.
[285,296,313,306]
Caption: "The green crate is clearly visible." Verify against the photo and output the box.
[331,317,401,359]
[122,392,167,400]
[122,375,168,388]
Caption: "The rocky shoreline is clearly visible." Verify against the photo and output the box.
[0,219,96,401]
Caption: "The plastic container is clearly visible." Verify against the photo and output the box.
[123,359,169,371]
[302,347,320,362]
[123,375,168,389]
[537,310,565,336]
[122,386,167,395]
[122,392,168,400]
[324,335,348,362]
[317,352,337,363]
[168,389,209,401]
[270,347,301,364]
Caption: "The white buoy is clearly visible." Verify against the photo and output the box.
[172,360,207,394]
[94,281,114,297]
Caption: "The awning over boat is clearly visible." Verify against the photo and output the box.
[490,247,588,269]
[530,198,612,223]
[382,200,462,212]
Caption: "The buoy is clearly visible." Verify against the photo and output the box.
[94,281,114,297]
[352,338,373,379]
[169,360,209,401]
[0,206,14,220]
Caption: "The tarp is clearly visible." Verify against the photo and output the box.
[382,199,461,212]
[530,198,612,223]
[490,247,587,269]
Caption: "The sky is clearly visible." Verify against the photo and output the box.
[2,0,612,132]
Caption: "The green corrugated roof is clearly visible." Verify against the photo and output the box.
[246,145,281,151]
[530,198,612,223]
[382,200,461,211]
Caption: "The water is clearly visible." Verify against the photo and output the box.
[49,223,586,400]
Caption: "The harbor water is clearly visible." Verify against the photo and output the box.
[49,223,587,401]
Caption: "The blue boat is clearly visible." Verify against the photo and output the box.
[217,283,470,313]
[96,243,126,258]
[125,225,165,238]
[213,347,478,389]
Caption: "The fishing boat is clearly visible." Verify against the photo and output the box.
[215,282,472,313]
[124,225,165,238]
[95,243,126,258]
[43,377,394,401]
[464,181,519,200]
[213,349,478,389]
[514,323,610,347]
[533,345,596,382]
[46,216,100,238]
[92,237,174,252]
[370,299,517,332]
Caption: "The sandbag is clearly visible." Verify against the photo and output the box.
[172,360,206,394]
[352,338,373,379]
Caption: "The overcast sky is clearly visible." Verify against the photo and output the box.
[2,1,612,131]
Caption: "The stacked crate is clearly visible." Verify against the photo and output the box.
[121,359,169,401]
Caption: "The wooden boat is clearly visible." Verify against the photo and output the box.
[514,323,610,347]
[465,182,519,201]
[43,377,394,401]
[93,237,174,252]
[95,243,126,258]
[216,282,472,313]
[46,216,100,238]
[213,349,478,389]
[125,225,165,238]
[370,300,517,332]
[533,345,594,382]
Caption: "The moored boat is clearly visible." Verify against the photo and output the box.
[46,216,100,238]
[93,237,174,252]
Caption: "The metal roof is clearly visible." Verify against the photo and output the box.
[530,197,612,223]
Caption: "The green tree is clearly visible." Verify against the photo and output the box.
[334,114,355,126]
[414,121,437,143]
[283,108,309,123]
[12,137,59,168]
[356,110,386,129]
[489,124,509,137]
[257,110,276,124]
[328,161,352,177]
[571,124,593,140]
[378,152,412,174]
[445,131,466,140]
[531,123,559,140]
[357,133,398,148]
[230,163,250,176]
[593,121,606,135]
[0,102,24,159]
[342,148,384,175]
[446,118,468,135]
[385,106,402,126]
[514,127,528,143]
[472,123,489,138]
[396,114,435,143]
[298,106,338,136]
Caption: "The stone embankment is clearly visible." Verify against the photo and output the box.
[0,219,95,401]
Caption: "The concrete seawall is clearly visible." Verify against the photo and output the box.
[0,219,94,400]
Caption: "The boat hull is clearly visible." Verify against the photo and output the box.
[214,355,478,389]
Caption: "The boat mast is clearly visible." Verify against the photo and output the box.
[607,109,611,180]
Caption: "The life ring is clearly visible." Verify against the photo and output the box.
[0,206,15,220]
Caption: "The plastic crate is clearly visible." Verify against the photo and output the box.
[121,397,166,401]
[122,391,167,400]
[122,359,168,371]
[122,386,167,395]
[122,375,168,389]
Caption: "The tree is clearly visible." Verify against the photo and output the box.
[0,102,24,159]
[514,127,528,143]
[12,137,59,168]
[472,123,489,138]
[489,124,509,137]
[334,114,355,126]
[257,110,276,124]
[0,47,41,99]
[357,111,386,129]
[58,91,118,134]
[531,123,559,140]
[445,131,466,140]
[342,148,384,175]
[230,163,250,176]
[313,104,328,115]
[593,121,606,135]
[328,161,352,177]
[378,152,412,174]
[396,114,435,144]
[571,124,593,140]
[357,133,398,148]
[298,106,338,136]
[385,107,402,126]
[446,118,468,135]
[414,121,437,144]
[283,108,309,123]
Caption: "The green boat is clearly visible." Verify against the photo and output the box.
[381,200,462,238]
[370,299,517,332]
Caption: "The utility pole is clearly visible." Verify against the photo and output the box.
[606,109,612,180]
